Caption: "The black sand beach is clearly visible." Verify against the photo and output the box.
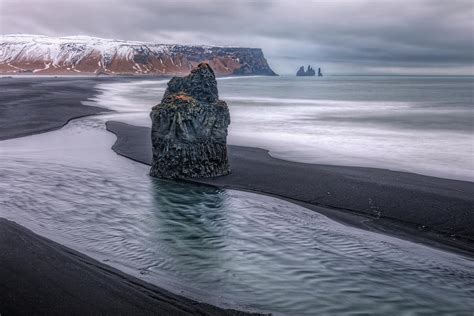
[0,78,259,315]
[106,120,474,255]
[1,77,473,315]
[0,77,109,140]
[0,218,255,316]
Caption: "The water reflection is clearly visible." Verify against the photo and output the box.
[150,178,231,275]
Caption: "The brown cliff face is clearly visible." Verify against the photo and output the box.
[0,35,277,76]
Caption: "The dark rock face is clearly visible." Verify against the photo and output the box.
[150,63,231,179]
[296,66,306,76]
[296,65,317,76]
[318,67,323,77]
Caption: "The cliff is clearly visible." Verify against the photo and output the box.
[0,35,277,76]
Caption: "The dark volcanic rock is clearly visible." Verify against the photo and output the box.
[150,63,231,179]
[296,65,317,76]
[306,65,316,76]
[296,66,306,76]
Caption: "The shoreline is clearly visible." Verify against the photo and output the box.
[0,218,259,315]
[1,76,473,313]
[0,78,261,315]
[0,77,108,140]
[106,120,474,256]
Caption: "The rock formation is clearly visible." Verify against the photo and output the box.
[318,67,323,77]
[296,65,316,76]
[149,63,231,179]
[296,66,306,76]
[0,35,277,76]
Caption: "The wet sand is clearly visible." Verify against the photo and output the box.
[1,77,473,314]
[0,77,111,140]
[0,218,256,315]
[106,120,474,255]
[0,77,259,315]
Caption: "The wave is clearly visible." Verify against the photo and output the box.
[223,95,412,108]
[217,75,264,81]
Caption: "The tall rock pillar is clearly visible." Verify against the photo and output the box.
[149,63,231,179]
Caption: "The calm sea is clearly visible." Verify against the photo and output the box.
[92,75,474,181]
[1,75,473,315]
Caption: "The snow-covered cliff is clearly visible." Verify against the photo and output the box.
[0,35,276,76]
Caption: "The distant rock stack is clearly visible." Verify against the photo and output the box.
[318,67,323,77]
[149,63,231,179]
[296,66,306,76]
[296,65,316,76]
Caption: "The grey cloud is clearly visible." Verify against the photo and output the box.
[0,0,472,74]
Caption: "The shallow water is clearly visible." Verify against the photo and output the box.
[87,75,474,181]
[1,116,473,315]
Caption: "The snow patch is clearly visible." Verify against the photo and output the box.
[33,62,51,73]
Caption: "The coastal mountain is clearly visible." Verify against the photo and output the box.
[0,35,277,76]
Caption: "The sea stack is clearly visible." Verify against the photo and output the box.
[149,63,231,179]
[296,65,316,76]
[296,66,306,76]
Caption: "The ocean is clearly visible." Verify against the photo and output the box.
[1,75,473,315]
[91,75,474,181]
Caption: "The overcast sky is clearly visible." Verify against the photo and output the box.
[1,0,472,75]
